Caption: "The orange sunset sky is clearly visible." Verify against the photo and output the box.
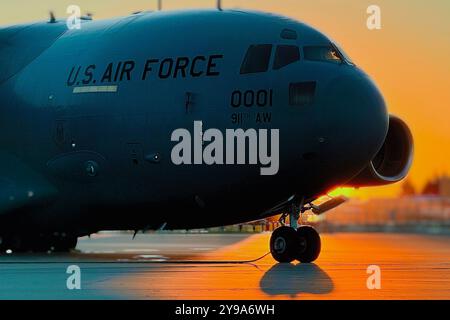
[1,0,449,199]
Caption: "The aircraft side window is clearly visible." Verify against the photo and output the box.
[289,82,316,106]
[240,44,273,74]
[273,45,300,70]
[303,46,343,64]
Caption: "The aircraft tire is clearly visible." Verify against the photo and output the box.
[295,226,321,263]
[0,234,78,253]
[0,236,6,254]
[51,235,78,252]
[270,226,299,263]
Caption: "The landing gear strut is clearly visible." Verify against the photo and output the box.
[270,199,321,263]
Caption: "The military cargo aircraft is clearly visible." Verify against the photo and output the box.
[0,9,413,262]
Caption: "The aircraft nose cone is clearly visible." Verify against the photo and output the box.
[322,72,389,160]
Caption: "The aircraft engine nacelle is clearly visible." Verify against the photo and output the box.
[348,115,414,187]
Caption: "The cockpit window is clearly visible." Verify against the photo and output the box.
[240,44,272,74]
[273,45,300,70]
[332,43,355,65]
[303,45,343,64]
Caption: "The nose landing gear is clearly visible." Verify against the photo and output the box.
[269,200,321,263]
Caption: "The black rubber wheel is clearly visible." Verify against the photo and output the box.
[6,236,29,253]
[270,226,299,263]
[0,237,6,254]
[295,226,321,263]
[30,235,52,252]
[3,234,79,253]
[51,236,78,252]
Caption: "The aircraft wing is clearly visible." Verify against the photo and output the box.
[0,152,57,215]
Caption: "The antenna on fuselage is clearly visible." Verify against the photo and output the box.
[217,0,222,11]
[49,11,56,23]
[81,12,93,21]
[157,0,162,11]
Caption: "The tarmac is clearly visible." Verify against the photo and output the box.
[0,232,449,299]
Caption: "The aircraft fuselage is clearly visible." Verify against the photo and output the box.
[0,10,391,237]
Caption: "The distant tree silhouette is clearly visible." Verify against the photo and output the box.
[422,177,440,195]
[400,179,416,196]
